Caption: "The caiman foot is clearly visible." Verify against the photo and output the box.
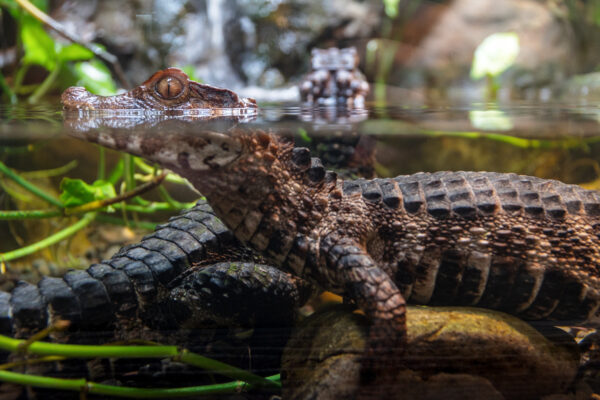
[323,236,407,399]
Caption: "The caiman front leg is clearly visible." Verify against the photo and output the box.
[321,235,407,397]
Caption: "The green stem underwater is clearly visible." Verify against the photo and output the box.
[0,212,96,262]
[0,161,63,208]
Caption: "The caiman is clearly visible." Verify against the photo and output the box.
[1,70,304,397]
[32,65,597,397]
[65,109,600,397]
[4,64,379,395]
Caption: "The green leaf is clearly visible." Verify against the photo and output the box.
[20,17,57,70]
[0,0,19,17]
[58,44,93,62]
[59,178,116,208]
[470,32,520,80]
[73,60,117,95]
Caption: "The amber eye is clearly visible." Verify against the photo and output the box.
[155,76,184,99]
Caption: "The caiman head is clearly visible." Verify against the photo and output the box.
[61,68,257,111]
[67,119,338,258]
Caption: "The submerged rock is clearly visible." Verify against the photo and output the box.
[281,305,579,400]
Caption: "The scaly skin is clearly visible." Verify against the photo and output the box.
[61,68,257,111]
[67,125,600,395]
[1,200,311,392]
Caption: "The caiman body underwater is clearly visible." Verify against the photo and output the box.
[68,116,600,370]
[62,67,600,395]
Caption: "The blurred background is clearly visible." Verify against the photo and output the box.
[2,0,600,105]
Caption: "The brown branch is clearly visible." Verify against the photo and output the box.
[15,0,131,89]
[64,172,168,215]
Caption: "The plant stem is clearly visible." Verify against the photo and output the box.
[0,161,63,208]
[179,350,280,388]
[14,0,130,88]
[0,335,279,389]
[134,159,188,185]
[158,186,185,209]
[0,70,17,104]
[0,334,176,358]
[0,212,96,262]
[12,64,29,95]
[0,370,280,398]
[114,201,196,214]
[108,158,124,184]
[0,209,62,220]
[64,172,167,215]
[28,61,61,104]
[20,160,78,179]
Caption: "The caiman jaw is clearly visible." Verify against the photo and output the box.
[80,129,245,174]
[165,131,245,173]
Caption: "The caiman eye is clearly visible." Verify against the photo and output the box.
[155,76,184,99]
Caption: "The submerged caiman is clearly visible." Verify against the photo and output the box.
[63,67,600,396]
[9,66,600,397]
[1,70,302,397]
[66,113,600,397]
[3,66,378,396]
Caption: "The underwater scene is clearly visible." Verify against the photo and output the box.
[2,1,600,399]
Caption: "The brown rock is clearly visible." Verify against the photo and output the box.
[281,305,579,400]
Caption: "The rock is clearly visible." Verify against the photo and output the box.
[281,305,579,400]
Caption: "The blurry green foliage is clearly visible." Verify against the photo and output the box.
[383,0,400,18]
[0,0,118,103]
[470,32,520,80]
[297,128,312,143]
[71,60,117,96]
[470,32,519,99]
[180,65,202,83]
[565,0,600,27]
[366,38,397,105]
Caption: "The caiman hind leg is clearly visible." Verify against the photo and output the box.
[322,235,407,398]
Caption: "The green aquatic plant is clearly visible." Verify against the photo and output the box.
[0,147,196,268]
[0,330,280,398]
[0,0,119,103]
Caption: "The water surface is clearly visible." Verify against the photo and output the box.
[2,101,599,185]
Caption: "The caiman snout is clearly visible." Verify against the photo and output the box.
[61,86,98,111]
